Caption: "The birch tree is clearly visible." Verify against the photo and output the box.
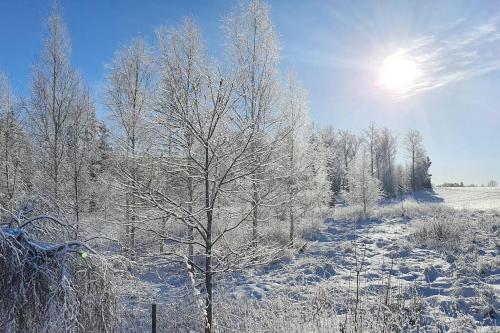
[338,130,360,191]
[131,18,285,331]
[29,6,79,213]
[145,65,266,333]
[395,163,410,215]
[224,0,281,246]
[363,122,378,178]
[345,147,383,218]
[155,18,205,264]
[278,72,330,243]
[64,87,96,231]
[376,127,397,196]
[405,129,427,192]
[301,125,332,226]
[279,71,309,243]
[105,38,153,254]
[0,73,31,211]
[320,126,343,198]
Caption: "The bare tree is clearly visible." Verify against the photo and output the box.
[0,73,31,211]
[320,126,344,198]
[64,86,96,232]
[29,5,79,213]
[345,146,383,218]
[395,163,410,215]
[377,128,397,196]
[279,71,309,243]
[105,38,153,254]
[145,68,259,333]
[338,130,360,191]
[363,122,378,177]
[155,18,205,265]
[130,19,286,330]
[405,129,429,192]
[224,0,281,246]
[301,125,332,227]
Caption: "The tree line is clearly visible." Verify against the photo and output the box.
[0,2,432,331]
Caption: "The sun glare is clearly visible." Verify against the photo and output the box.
[379,50,421,95]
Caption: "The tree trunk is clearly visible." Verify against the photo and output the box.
[204,236,213,333]
[125,192,130,253]
[289,201,294,245]
[187,156,194,268]
[130,138,137,256]
[252,179,259,247]
[204,146,214,333]
[411,151,416,192]
[363,199,367,218]
[204,257,213,333]
[159,215,169,253]
[74,168,80,238]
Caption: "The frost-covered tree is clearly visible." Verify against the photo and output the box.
[155,18,206,264]
[338,130,361,191]
[320,126,343,199]
[105,38,153,254]
[344,147,383,218]
[301,125,332,223]
[376,128,397,196]
[88,120,113,216]
[394,163,411,215]
[323,125,432,203]
[277,73,331,243]
[29,6,79,213]
[363,122,378,178]
[405,129,431,191]
[144,61,275,333]
[0,73,32,210]
[363,124,397,196]
[64,87,97,229]
[224,0,281,246]
[125,15,292,330]
[279,71,309,243]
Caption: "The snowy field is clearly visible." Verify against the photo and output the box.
[435,187,500,210]
[123,197,500,332]
[223,204,499,332]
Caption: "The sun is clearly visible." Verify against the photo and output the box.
[378,50,421,95]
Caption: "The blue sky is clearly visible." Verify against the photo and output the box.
[0,0,499,185]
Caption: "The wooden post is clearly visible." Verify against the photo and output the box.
[151,303,157,333]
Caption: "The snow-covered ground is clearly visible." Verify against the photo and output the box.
[123,194,500,332]
[435,187,500,210]
[223,203,499,331]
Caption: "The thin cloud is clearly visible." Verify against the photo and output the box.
[403,17,500,96]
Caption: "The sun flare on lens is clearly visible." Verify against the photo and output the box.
[379,50,421,95]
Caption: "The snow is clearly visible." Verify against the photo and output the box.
[435,186,500,210]
[222,199,500,330]
[122,191,500,331]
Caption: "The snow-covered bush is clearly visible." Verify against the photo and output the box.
[0,223,117,332]
[411,215,464,250]
[409,208,499,254]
